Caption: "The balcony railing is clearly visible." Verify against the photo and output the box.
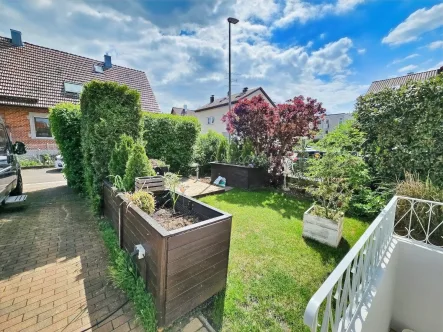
[304,195,443,332]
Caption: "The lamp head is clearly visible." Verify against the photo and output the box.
[227,17,239,24]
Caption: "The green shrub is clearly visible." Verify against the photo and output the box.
[355,73,443,185]
[109,135,135,179]
[19,159,43,167]
[316,119,363,153]
[80,81,142,212]
[49,102,83,191]
[124,143,155,191]
[127,191,155,214]
[143,113,200,175]
[348,187,391,220]
[193,130,227,173]
[216,139,228,162]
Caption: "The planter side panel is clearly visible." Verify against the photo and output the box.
[211,163,249,189]
[248,168,267,189]
[103,183,167,325]
[164,217,232,325]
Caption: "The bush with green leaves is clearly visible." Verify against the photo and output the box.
[216,139,228,162]
[316,119,364,153]
[355,73,443,186]
[126,191,155,215]
[124,143,155,192]
[109,134,135,180]
[49,102,83,191]
[81,81,142,212]
[193,130,227,173]
[306,151,369,221]
[143,113,200,175]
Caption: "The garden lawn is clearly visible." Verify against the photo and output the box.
[200,189,369,332]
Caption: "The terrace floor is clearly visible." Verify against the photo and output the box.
[0,169,141,332]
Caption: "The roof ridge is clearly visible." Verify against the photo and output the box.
[0,35,145,74]
[371,69,438,83]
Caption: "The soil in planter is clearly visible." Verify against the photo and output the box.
[152,207,200,231]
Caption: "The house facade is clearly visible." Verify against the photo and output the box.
[194,87,274,137]
[316,113,354,138]
[0,29,160,155]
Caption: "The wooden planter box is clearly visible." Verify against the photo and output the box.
[210,162,267,189]
[302,205,343,248]
[103,181,232,326]
[135,176,165,192]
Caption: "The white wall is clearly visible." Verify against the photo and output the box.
[391,239,443,332]
[349,238,398,332]
[194,89,269,136]
[317,113,353,138]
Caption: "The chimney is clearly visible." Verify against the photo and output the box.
[104,54,112,69]
[438,66,443,75]
[243,87,248,93]
[210,95,215,103]
[407,72,414,75]
[10,29,23,47]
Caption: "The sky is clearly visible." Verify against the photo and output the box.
[0,0,442,114]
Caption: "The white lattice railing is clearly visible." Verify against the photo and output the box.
[304,195,443,331]
[303,196,397,332]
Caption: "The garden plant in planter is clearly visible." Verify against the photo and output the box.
[303,151,367,247]
[104,145,232,326]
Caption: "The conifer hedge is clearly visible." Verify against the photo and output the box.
[49,103,83,191]
[81,81,142,211]
[142,113,200,174]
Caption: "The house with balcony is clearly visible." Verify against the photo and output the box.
[194,87,274,137]
[0,29,160,155]
[304,195,443,332]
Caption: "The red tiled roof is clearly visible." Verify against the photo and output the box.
[0,36,160,112]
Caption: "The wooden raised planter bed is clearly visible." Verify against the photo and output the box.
[302,205,343,248]
[103,181,232,326]
[210,162,267,189]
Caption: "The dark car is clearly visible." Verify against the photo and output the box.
[0,116,26,204]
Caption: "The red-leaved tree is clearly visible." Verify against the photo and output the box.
[222,95,326,184]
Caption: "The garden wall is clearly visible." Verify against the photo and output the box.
[103,182,232,326]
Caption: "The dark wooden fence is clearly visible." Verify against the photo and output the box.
[103,182,232,326]
[210,162,267,189]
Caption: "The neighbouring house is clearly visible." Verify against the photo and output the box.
[170,106,195,116]
[194,87,275,137]
[316,113,354,138]
[0,29,160,156]
[367,66,443,94]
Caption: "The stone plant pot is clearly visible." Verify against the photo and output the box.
[302,205,343,248]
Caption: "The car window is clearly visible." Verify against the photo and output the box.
[0,126,8,155]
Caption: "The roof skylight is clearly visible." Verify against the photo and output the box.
[94,65,104,73]
[64,82,83,94]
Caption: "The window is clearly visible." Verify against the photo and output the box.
[207,116,215,125]
[94,65,104,73]
[64,82,83,94]
[29,113,53,139]
[0,127,8,155]
[339,118,343,124]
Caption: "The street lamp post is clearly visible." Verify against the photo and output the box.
[227,17,239,117]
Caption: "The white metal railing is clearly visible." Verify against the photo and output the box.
[394,196,443,248]
[304,195,443,331]
[303,196,397,332]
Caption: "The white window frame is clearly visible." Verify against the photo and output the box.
[29,112,54,140]
[207,116,215,125]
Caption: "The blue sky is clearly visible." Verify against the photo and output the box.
[0,0,442,114]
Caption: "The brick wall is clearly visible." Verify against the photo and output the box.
[0,105,57,150]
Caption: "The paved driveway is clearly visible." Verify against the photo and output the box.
[0,169,140,332]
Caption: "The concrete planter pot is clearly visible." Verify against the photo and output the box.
[210,162,267,189]
[103,181,232,327]
[302,205,343,248]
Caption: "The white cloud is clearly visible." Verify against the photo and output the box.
[398,64,418,73]
[428,40,443,50]
[382,3,443,45]
[275,0,364,27]
[319,33,326,39]
[0,0,365,113]
[391,53,419,65]
[357,48,366,54]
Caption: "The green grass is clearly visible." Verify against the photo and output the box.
[98,220,157,331]
[200,189,369,332]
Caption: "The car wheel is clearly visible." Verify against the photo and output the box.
[11,171,23,196]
